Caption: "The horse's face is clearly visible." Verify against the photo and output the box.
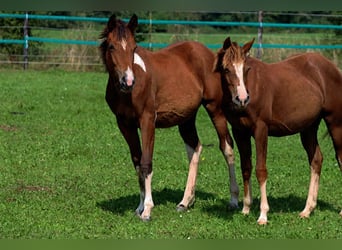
[100,14,138,92]
[214,37,254,108]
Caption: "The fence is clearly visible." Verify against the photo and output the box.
[0,12,341,70]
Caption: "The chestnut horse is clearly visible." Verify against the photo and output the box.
[214,37,342,224]
[100,14,239,221]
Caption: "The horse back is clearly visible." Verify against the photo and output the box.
[243,53,341,134]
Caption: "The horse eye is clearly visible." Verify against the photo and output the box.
[108,44,115,51]
[224,68,230,73]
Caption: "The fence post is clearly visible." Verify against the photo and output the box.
[148,11,152,50]
[23,12,29,70]
[256,10,263,59]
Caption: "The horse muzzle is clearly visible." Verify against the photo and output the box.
[233,92,250,108]
[119,75,135,92]
[118,67,135,92]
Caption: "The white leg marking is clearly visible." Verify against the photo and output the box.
[300,166,320,218]
[257,181,269,225]
[233,62,248,102]
[134,53,146,72]
[242,181,252,215]
[140,171,154,220]
[178,143,202,209]
[223,140,239,208]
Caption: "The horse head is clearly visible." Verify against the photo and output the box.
[214,37,254,108]
[100,14,139,92]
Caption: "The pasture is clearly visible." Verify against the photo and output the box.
[0,70,341,239]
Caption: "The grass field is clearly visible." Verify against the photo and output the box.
[0,70,341,239]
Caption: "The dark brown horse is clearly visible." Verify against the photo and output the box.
[100,14,239,221]
[214,36,342,224]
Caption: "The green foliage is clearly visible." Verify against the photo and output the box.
[0,70,341,239]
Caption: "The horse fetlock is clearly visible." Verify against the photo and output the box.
[242,206,250,215]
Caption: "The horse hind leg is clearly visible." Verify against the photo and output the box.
[323,119,342,216]
[299,123,323,218]
[176,118,202,212]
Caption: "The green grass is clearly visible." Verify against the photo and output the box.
[0,70,341,239]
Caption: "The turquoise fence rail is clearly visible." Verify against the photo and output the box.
[1,13,342,50]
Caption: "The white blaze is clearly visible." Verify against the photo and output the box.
[125,66,134,86]
[233,62,248,101]
[121,40,127,51]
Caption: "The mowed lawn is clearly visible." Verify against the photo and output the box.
[0,70,341,239]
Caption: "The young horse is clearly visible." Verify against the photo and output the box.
[214,36,342,225]
[100,14,239,221]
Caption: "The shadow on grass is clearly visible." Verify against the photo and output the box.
[96,187,217,215]
[202,194,338,219]
[97,190,338,220]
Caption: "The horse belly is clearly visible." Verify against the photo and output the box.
[268,111,321,136]
[155,110,195,128]
[155,89,202,128]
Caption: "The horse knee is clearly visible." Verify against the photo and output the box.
[139,163,152,179]
[255,168,268,184]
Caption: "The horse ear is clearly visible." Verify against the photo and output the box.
[107,14,117,31]
[242,38,255,54]
[223,36,232,50]
[128,14,138,33]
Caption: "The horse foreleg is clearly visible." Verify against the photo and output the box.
[138,171,154,221]
[116,119,144,216]
[138,114,156,221]
[254,125,269,225]
[233,128,253,215]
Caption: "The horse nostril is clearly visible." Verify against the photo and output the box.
[245,94,250,104]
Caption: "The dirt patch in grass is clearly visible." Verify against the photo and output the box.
[0,125,18,132]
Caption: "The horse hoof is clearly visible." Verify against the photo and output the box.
[227,202,239,211]
[176,204,188,212]
[299,211,310,219]
[141,216,151,222]
[257,219,267,225]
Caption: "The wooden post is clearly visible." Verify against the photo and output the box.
[23,12,29,70]
[256,10,263,60]
[149,11,152,50]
